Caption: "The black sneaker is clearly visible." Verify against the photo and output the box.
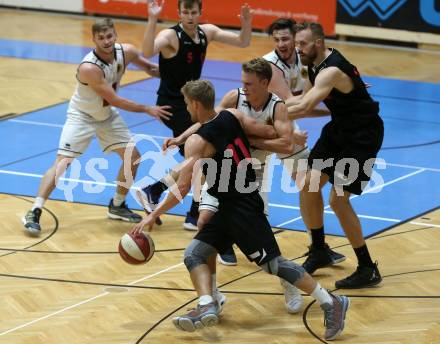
[138,185,161,212]
[302,245,333,274]
[136,189,162,225]
[217,246,237,266]
[327,245,346,264]
[107,199,142,223]
[335,262,382,289]
[22,208,42,236]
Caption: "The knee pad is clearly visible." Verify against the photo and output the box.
[183,239,216,272]
[261,256,305,285]
[261,257,279,275]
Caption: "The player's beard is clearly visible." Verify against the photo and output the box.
[299,46,317,66]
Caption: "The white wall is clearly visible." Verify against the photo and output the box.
[0,0,83,12]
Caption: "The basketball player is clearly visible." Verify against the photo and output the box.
[22,18,171,236]
[133,80,349,340]
[137,0,253,230]
[165,58,303,313]
[287,22,384,289]
[212,19,344,268]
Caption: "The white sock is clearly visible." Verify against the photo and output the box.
[32,197,45,210]
[198,295,214,306]
[311,283,333,306]
[113,193,126,207]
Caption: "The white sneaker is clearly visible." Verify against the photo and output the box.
[280,279,303,314]
[213,290,227,313]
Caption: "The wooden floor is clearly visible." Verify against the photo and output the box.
[1,9,440,344]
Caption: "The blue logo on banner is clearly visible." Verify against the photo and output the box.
[420,0,440,25]
[339,0,408,20]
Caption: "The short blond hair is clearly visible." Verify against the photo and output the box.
[181,80,215,109]
[92,18,115,35]
[242,58,272,82]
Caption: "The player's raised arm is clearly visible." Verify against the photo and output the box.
[142,0,175,57]
[201,4,252,47]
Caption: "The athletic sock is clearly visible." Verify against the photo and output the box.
[112,193,126,207]
[198,295,214,306]
[310,226,325,249]
[32,197,45,211]
[354,244,374,267]
[311,283,333,306]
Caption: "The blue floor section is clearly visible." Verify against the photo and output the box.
[1,39,439,236]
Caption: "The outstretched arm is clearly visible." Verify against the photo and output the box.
[286,67,338,120]
[162,122,201,151]
[201,4,252,47]
[133,134,206,232]
[122,43,159,77]
[78,63,171,120]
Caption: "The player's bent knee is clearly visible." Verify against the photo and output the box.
[261,256,305,285]
[278,257,306,284]
[183,239,216,272]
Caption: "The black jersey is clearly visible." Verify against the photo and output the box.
[157,24,207,98]
[196,110,257,201]
[308,49,380,129]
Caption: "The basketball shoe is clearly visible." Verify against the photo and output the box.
[172,301,219,332]
[107,199,142,223]
[321,293,350,340]
[280,279,303,314]
[22,208,42,236]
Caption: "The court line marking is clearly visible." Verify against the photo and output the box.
[276,168,427,227]
[9,119,170,140]
[0,262,183,336]
[8,118,440,173]
[0,168,433,227]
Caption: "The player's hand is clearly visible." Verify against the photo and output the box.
[147,0,164,18]
[146,105,172,121]
[162,137,182,151]
[133,213,157,233]
[239,3,253,24]
[293,130,308,146]
[146,62,159,77]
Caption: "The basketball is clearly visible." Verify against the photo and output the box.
[118,230,155,265]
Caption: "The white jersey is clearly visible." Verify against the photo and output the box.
[68,43,126,121]
[236,88,283,165]
[263,49,308,156]
[263,49,306,96]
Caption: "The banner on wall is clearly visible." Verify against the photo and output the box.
[0,0,83,12]
[337,0,440,34]
[84,0,337,35]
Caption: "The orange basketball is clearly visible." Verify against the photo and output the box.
[118,230,155,265]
